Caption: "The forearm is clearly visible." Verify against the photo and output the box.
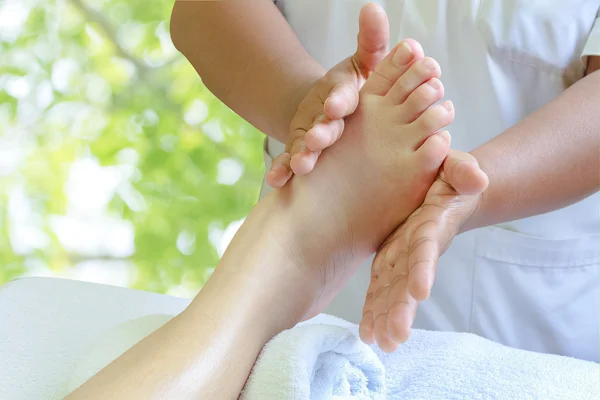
[170,0,326,142]
[465,70,600,231]
[67,191,320,400]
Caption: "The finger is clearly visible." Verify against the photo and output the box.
[355,2,390,72]
[287,129,315,175]
[287,127,307,154]
[266,153,293,188]
[371,253,401,350]
[290,150,320,176]
[407,220,440,301]
[386,279,418,344]
[324,83,359,120]
[305,117,345,151]
[384,249,417,344]
[360,284,377,344]
[375,312,399,353]
[361,249,392,345]
[441,149,490,196]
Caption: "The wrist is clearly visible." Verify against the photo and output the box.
[459,148,492,232]
[193,191,327,336]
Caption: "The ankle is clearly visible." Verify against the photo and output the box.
[211,192,331,329]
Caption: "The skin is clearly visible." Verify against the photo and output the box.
[171,0,486,193]
[174,0,597,352]
[268,2,394,184]
[67,41,453,400]
[360,58,600,351]
[170,0,325,144]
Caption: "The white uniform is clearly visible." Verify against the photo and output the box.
[262,0,600,361]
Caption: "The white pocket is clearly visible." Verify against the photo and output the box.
[471,227,600,362]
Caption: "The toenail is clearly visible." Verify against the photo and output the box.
[423,57,437,71]
[392,42,413,66]
[442,101,454,112]
[427,79,441,90]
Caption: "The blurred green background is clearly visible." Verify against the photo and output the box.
[0,0,265,296]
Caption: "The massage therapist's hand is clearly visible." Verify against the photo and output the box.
[359,149,489,352]
[267,5,426,187]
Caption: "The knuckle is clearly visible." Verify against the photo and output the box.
[290,138,306,154]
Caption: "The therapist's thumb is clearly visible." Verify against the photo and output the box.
[441,150,489,196]
[354,3,390,72]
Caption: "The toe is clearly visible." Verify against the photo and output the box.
[398,77,445,124]
[410,100,455,147]
[386,57,441,105]
[361,39,424,96]
[415,130,451,170]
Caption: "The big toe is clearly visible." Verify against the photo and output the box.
[361,39,424,96]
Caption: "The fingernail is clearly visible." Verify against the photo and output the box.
[427,78,441,90]
[393,42,413,66]
[423,57,437,71]
[442,101,454,112]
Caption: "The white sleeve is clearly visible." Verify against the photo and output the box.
[581,11,600,58]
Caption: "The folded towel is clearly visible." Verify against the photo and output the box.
[243,314,600,400]
[241,314,386,400]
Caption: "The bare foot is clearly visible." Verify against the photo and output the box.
[267,3,396,187]
[278,40,456,318]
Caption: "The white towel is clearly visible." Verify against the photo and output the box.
[243,314,600,400]
[241,314,386,400]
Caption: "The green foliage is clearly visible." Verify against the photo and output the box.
[0,0,265,293]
